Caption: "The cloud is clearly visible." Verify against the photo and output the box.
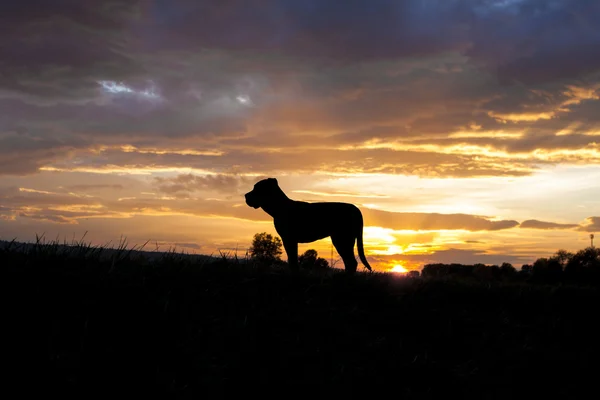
[154,174,260,196]
[0,205,15,221]
[133,1,469,61]
[375,248,527,267]
[577,217,600,232]
[291,190,391,199]
[3,52,599,178]
[519,217,600,232]
[16,212,78,225]
[131,0,600,85]
[0,132,90,175]
[0,1,141,105]
[465,0,600,84]
[1,181,522,232]
[3,1,600,178]
[362,209,519,232]
[64,184,124,191]
[39,145,541,178]
[520,219,579,230]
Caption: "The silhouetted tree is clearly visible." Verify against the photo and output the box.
[520,264,532,275]
[419,247,598,285]
[532,257,562,283]
[473,263,492,280]
[565,247,600,283]
[500,262,517,279]
[298,249,329,270]
[250,232,283,262]
[550,249,573,268]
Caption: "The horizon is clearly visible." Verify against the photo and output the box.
[1,1,599,271]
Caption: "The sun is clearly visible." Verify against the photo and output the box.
[390,264,408,273]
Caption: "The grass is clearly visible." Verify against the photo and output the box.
[3,238,600,398]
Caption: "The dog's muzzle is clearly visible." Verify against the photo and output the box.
[245,192,260,209]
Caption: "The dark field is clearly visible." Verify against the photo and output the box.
[3,242,600,398]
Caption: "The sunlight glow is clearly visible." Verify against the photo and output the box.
[371,245,405,256]
[390,264,408,273]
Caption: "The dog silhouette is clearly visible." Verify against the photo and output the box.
[245,178,372,273]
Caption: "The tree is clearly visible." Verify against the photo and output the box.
[500,262,517,278]
[551,249,573,267]
[250,232,283,262]
[532,257,562,283]
[565,247,600,282]
[298,249,329,270]
[520,264,532,274]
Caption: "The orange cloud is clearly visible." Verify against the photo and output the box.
[362,209,519,232]
[520,219,579,230]
[578,217,600,233]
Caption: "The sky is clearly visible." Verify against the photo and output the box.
[1,0,599,272]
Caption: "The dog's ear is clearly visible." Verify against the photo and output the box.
[268,178,278,184]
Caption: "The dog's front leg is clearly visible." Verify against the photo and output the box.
[282,238,299,271]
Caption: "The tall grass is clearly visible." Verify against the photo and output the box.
[2,238,600,398]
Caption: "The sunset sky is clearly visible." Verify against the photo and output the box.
[1,0,599,271]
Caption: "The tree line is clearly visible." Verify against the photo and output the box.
[249,232,600,284]
[422,247,600,285]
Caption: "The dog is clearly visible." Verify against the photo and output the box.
[245,178,372,273]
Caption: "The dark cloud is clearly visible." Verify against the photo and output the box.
[520,219,579,230]
[136,0,600,85]
[467,0,600,84]
[136,0,470,60]
[0,1,141,103]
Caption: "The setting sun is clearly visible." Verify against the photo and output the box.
[390,264,408,273]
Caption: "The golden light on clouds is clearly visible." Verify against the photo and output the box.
[118,145,224,157]
[562,84,600,106]
[448,130,524,139]
[291,190,391,199]
[488,111,557,122]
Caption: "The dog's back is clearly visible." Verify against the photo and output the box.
[286,201,364,242]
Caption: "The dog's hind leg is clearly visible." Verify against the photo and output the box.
[331,235,358,273]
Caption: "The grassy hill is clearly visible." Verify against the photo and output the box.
[3,241,599,398]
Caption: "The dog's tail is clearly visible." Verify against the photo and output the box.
[357,212,372,271]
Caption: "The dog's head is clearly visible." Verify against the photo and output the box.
[245,178,279,209]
